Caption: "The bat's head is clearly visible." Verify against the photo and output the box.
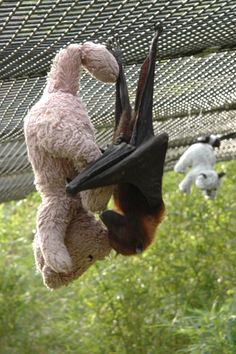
[100,209,161,256]
[100,210,148,256]
[195,171,225,199]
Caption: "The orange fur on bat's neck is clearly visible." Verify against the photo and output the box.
[141,204,165,247]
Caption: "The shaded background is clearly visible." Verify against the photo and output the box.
[0,0,236,202]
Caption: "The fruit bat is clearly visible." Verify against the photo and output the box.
[66,25,169,255]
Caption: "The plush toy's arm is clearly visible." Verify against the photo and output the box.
[36,196,74,273]
[178,172,195,194]
[81,186,113,212]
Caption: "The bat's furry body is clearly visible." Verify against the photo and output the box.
[67,26,168,256]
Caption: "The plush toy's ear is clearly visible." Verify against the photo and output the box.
[195,173,209,190]
[196,134,221,148]
[218,171,226,178]
[81,42,119,83]
[197,136,210,144]
[209,135,221,148]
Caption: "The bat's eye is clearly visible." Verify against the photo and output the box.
[87,255,93,262]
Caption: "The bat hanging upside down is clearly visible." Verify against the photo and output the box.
[66,25,169,256]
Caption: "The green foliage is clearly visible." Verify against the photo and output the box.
[0,161,235,354]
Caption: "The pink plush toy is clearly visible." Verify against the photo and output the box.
[24,42,119,289]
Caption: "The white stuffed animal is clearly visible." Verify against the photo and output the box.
[174,135,225,199]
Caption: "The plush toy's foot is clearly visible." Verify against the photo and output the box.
[42,265,72,290]
[42,244,73,274]
[179,184,191,195]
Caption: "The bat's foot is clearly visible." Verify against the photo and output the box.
[154,23,163,34]
[114,136,126,145]
[106,36,123,66]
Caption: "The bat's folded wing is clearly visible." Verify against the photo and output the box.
[66,142,135,196]
[66,133,169,208]
[126,132,169,207]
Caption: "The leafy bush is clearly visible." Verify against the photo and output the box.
[0,161,235,354]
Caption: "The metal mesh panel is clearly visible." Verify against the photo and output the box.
[0,0,236,202]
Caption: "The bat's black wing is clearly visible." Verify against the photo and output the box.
[130,24,163,146]
[67,133,168,207]
[66,141,135,196]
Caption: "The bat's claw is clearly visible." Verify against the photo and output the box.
[106,35,121,52]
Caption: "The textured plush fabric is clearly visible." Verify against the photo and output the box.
[24,42,118,288]
[33,207,110,289]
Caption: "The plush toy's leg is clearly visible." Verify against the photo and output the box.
[174,161,188,173]
[81,186,114,212]
[178,173,193,194]
[36,196,76,273]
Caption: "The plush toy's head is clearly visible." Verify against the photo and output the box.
[46,41,119,95]
[195,171,225,199]
[34,207,111,289]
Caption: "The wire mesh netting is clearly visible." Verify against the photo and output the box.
[0,0,236,202]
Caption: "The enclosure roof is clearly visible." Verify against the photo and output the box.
[0,0,236,202]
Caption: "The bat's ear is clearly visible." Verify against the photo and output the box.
[100,210,126,238]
